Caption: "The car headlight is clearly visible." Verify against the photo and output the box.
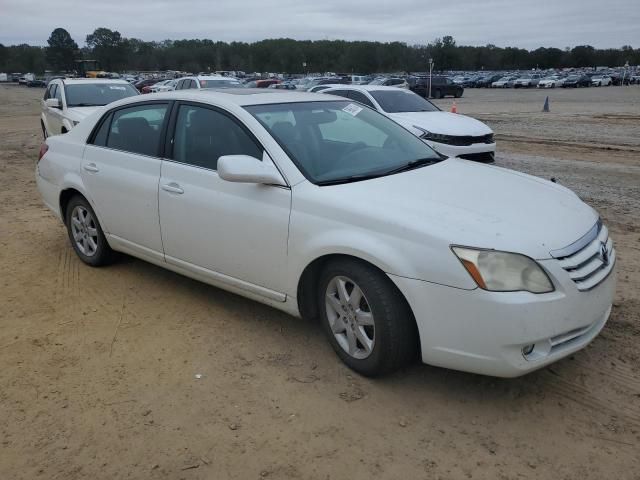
[451,246,554,293]
[413,125,449,143]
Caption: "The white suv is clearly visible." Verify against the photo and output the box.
[41,78,138,137]
[174,75,243,90]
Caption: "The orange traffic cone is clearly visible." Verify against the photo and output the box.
[451,101,457,113]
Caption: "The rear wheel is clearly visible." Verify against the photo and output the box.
[433,89,442,99]
[65,195,113,266]
[318,259,418,376]
[454,89,462,98]
[41,121,47,139]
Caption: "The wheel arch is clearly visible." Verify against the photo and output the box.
[296,254,420,346]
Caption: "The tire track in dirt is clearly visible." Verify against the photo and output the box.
[544,370,640,427]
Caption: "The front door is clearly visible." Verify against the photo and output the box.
[159,102,291,297]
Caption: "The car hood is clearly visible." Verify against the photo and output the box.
[300,158,597,261]
[388,112,493,137]
[65,106,103,121]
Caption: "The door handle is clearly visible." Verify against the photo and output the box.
[83,163,99,173]
[161,182,184,194]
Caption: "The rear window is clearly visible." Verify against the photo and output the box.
[199,79,243,88]
[64,83,139,107]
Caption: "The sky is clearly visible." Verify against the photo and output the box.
[1,0,639,49]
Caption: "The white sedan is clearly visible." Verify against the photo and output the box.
[323,85,496,162]
[36,89,616,377]
[592,75,612,86]
[537,76,564,88]
[41,78,139,137]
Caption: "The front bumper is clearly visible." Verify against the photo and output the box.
[389,259,616,377]
[427,141,496,163]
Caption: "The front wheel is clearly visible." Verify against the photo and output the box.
[318,259,418,376]
[65,195,113,266]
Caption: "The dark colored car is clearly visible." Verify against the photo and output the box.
[562,75,591,88]
[475,74,503,88]
[408,76,463,99]
[27,79,47,88]
[133,78,160,92]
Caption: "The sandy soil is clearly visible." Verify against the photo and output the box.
[1,85,639,480]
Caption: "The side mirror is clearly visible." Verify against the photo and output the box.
[45,98,61,109]
[217,155,286,186]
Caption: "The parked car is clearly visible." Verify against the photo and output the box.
[175,75,244,90]
[537,76,564,88]
[562,74,591,88]
[35,89,616,378]
[133,78,160,92]
[475,74,503,88]
[40,78,139,137]
[368,77,409,89]
[491,76,518,88]
[350,75,370,85]
[513,74,542,88]
[323,85,495,162]
[27,79,47,88]
[591,75,612,87]
[268,83,297,90]
[408,76,463,99]
[149,79,177,93]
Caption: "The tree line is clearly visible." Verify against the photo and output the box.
[1,28,638,75]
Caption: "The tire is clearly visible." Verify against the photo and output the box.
[454,89,462,98]
[317,258,418,376]
[41,121,48,139]
[433,89,442,99]
[65,195,113,266]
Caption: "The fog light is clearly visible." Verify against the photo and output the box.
[522,344,535,357]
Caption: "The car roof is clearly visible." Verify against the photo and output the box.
[323,85,409,93]
[103,88,342,109]
[57,78,131,85]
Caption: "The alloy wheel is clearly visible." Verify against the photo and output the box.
[325,276,375,359]
[70,205,99,257]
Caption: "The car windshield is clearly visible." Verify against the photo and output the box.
[64,83,139,107]
[369,90,439,113]
[246,100,441,185]
[369,78,387,85]
[200,79,243,88]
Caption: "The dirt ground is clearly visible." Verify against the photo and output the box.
[1,84,639,480]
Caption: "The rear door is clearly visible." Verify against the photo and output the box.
[158,102,291,298]
[81,102,170,260]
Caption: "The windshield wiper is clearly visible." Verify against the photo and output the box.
[316,173,386,186]
[384,157,440,175]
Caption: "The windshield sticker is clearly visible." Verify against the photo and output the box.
[109,86,127,90]
[342,103,363,116]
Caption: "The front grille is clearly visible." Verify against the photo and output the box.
[432,133,494,146]
[458,151,495,163]
[551,220,615,291]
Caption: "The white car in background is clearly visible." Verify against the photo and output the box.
[323,85,496,162]
[40,78,139,137]
[537,76,564,88]
[513,74,543,88]
[174,75,244,90]
[368,77,410,89]
[35,89,616,378]
[591,75,612,86]
[149,79,177,93]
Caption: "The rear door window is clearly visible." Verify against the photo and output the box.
[106,104,169,157]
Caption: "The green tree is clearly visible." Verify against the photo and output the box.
[46,28,79,72]
[86,27,126,71]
